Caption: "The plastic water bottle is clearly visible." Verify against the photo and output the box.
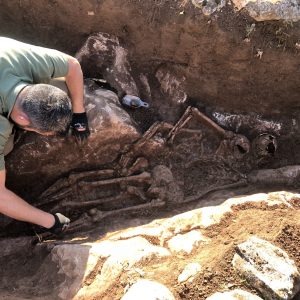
[121,95,149,108]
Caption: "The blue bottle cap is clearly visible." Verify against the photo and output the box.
[122,95,149,108]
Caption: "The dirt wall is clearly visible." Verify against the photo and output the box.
[0,0,299,114]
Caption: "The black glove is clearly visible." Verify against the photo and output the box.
[71,112,90,141]
[49,213,70,235]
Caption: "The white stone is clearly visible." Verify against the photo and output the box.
[232,236,300,300]
[192,0,226,16]
[121,279,175,300]
[74,237,171,299]
[231,0,300,21]
[159,191,295,241]
[155,67,187,105]
[222,192,295,208]
[154,66,187,122]
[206,289,263,299]
[107,225,164,243]
[167,230,209,254]
[178,263,202,283]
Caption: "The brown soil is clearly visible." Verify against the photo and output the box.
[1,1,299,118]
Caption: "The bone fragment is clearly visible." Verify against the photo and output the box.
[119,122,163,168]
[78,171,152,188]
[38,169,115,201]
[39,177,70,199]
[126,157,149,176]
[126,186,147,200]
[167,106,194,143]
[183,180,247,203]
[51,194,131,211]
[167,106,230,144]
[32,200,166,243]
[68,169,115,184]
[37,188,72,207]
[90,199,166,223]
[191,107,227,137]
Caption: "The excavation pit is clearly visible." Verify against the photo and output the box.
[0,1,300,299]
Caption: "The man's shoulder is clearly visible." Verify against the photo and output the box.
[0,37,27,51]
[0,114,13,139]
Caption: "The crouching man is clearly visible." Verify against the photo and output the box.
[0,37,90,234]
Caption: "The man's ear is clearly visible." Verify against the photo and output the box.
[14,112,30,126]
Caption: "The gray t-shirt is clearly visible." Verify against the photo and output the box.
[0,37,69,169]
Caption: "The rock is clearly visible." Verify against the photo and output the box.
[167,230,209,254]
[206,289,263,299]
[155,66,187,122]
[192,0,226,16]
[158,208,210,239]
[232,236,300,300]
[0,236,33,257]
[5,82,140,205]
[211,111,282,137]
[222,192,295,208]
[51,243,102,299]
[2,188,300,300]
[50,237,171,299]
[158,192,295,239]
[107,226,164,244]
[231,0,300,21]
[178,262,202,283]
[155,66,187,105]
[76,32,139,96]
[121,279,175,300]
[73,237,171,299]
[139,74,152,100]
[248,166,300,187]
[107,191,299,246]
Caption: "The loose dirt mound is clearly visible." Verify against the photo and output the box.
[105,204,300,300]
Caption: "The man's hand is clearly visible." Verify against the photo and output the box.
[65,56,89,142]
[49,213,70,235]
[71,112,90,141]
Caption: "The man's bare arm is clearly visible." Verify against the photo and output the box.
[65,56,85,113]
[64,56,90,140]
[0,169,55,228]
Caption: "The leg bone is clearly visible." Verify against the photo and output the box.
[119,122,167,169]
[38,169,115,205]
[90,199,166,223]
[124,157,149,176]
[167,106,194,143]
[78,171,152,188]
[49,193,132,212]
[183,180,247,204]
